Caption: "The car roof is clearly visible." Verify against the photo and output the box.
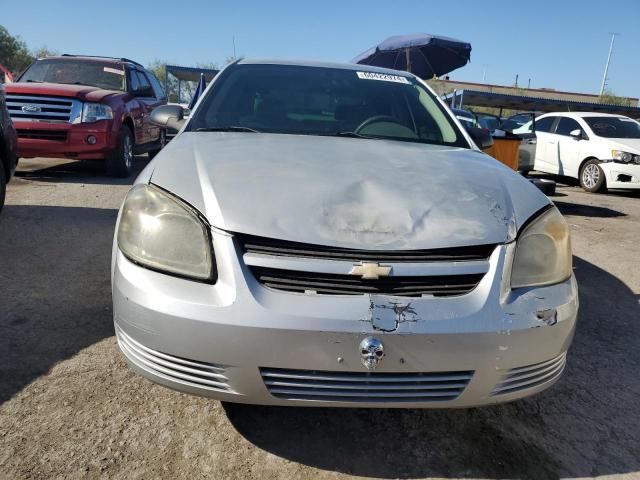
[236,58,417,78]
[39,55,142,67]
[538,111,628,119]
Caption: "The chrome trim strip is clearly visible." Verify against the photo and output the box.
[243,252,490,277]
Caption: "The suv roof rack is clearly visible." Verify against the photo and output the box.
[60,54,143,67]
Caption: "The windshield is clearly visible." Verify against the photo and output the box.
[188,64,468,148]
[584,116,640,139]
[19,59,126,91]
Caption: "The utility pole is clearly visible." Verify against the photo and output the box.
[600,33,618,96]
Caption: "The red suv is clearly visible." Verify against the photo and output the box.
[5,55,167,177]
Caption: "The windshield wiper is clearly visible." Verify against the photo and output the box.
[192,126,260,133]
[319,131,378,140]
[25,79,44,83]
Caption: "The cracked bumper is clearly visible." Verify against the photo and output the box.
[602,162,640,189]
[112,235,578,408]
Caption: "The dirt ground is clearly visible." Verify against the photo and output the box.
[1,157,639,480]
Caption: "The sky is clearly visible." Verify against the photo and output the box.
[3,0,640,98]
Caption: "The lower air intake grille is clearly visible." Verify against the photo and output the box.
[16,129,68,141]
[492,353,566,395]
[116,327,232,392]
[260,367,473,402]
[250,267,484,297]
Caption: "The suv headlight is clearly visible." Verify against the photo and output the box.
[81,103,113,122]
[510,207,572,289]
[117,184,216,282]
[611,149,639,164]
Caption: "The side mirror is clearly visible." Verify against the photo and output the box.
[569,129,582,140]
[467,126,494,149]
[132,85,154,98]
[150,104,186,132]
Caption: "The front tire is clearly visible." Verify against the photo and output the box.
[580,159,607,193]
[0,164,6,214]
[147,129,166,160]
[106,126,134,178]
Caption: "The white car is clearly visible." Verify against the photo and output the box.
[514,112,640,192]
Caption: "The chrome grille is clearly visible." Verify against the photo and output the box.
[492,353,566,395]
[260,367,473,402]
[116,327,232,392]
[251,266,484,297]
[6,94,81,123]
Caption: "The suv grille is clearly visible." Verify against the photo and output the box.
[6,94,80,123]
[260,367,473,402]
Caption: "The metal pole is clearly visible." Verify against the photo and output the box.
[405,48,412,74]
[600,33,617,96]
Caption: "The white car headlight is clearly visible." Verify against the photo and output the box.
[81,103,113,123]
[117,184,216,282]
[611,149,639,163]
[510,207,572,289]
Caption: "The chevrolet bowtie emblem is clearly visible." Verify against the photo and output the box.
[349,262,392,280]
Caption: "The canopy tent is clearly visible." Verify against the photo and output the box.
[445,89,640,120]
[164,65,219,104]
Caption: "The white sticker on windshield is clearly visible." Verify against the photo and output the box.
[104,67,125,76]
[618,117,634,122]
[356,71,410,84]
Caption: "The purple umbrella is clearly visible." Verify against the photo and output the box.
[352,33,471,78]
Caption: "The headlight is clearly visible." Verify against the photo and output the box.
[611,149,638,163]
[117,184,216,282]
[510,207,572,289]
[81,103,113,123]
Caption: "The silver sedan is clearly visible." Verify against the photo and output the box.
[112,60,577,408]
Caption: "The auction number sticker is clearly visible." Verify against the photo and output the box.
[104,67,125,76]
[356,71,410,84]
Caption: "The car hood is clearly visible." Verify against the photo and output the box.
[604,138,640,155]
[5,82,120,102]
[149,133,549,249]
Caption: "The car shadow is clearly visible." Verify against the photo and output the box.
[14,155,148,186]
[0,204,117,404]
[223,255,640,479]
[554,200,626,218]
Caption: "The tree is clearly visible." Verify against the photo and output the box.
[599,89,632,107]
[0,25,34,74]
[31,46,59,59]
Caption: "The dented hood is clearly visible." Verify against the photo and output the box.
[150,132,550,249]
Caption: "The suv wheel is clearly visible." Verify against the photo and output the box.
[580,159,607,193]
[0,164,6,213]
[147,129,166,160]
[106,126,134,177]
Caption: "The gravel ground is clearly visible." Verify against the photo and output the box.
[1,157,639,480]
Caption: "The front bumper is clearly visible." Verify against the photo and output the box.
[112,233,578,408]
[601,162,640,189]
[14,120,117,160]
